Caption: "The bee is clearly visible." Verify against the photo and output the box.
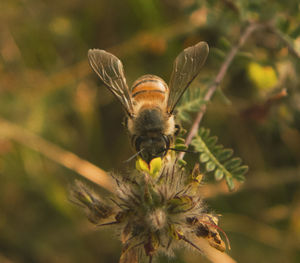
[88,42,209,163]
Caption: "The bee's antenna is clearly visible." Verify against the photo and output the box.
[167,148,198,154]
[123,148,144,163]
[156,148,198,157]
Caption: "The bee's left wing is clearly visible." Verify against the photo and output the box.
[88,49,134,117]
[167,42,209,114]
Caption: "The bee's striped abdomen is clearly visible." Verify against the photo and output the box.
[131,75,168,105]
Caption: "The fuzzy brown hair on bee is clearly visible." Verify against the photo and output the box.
[88,42,209,163]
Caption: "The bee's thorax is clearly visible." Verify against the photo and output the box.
[127,108,175,136]
[131,75,168,109]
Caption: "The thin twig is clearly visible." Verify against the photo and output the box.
[0,117,116,193]
[267,25,300,59]
[179,22,264,160]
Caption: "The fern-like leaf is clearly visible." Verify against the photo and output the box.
[176,88,206,123]
[191,127,248,191]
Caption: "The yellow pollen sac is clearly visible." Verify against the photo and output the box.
[136,157,149,173]
[136,157,162,177]
[149,157,162,177]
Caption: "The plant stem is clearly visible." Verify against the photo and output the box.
[266,25,300,59]
[179,22,263,160]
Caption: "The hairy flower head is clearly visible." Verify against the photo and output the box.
[71,158,228,262]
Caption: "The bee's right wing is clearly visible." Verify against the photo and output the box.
[88,49,134,117]
[167,42,209,114]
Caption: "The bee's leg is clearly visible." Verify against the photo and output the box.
[174,124,181,136]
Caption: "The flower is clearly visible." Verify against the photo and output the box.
[71,159,228,262]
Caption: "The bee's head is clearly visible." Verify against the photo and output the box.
[132,134,171,163]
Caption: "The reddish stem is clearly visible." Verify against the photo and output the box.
[179,23,263,160]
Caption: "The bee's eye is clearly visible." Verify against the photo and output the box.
[133,136,143,151]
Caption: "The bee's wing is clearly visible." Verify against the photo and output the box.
[167,42,209,114]
[88,49,134,117]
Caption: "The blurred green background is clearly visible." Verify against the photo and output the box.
[1,0,300,262]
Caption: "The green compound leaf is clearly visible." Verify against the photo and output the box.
[174,134,189,152]
[191,127,248,191]
[218,149,234,162]
[176,88,206,123]
[224,157,242,170]
[174,144,188,151]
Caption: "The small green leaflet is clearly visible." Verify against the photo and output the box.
[191,127,248,191]
[176,88,206,123]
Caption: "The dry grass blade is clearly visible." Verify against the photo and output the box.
[191,238,237,263]
[0,117,116,193]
